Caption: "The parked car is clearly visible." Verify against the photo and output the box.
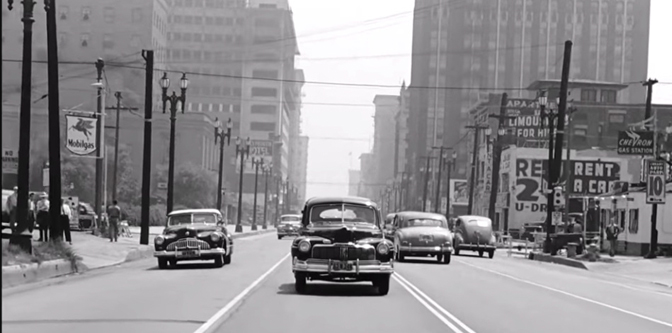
[453,215,496,258]
[291,196,394,295]
[386,211,453,264]
[277,214,302,239]
[153,209,233,269]
[76,202,97,230]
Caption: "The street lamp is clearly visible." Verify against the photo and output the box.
[251,157,264,231]
[262,163,272,230]
[159,72,189,214]
[235,137,251,233]
[214,118,232,212]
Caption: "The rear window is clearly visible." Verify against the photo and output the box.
[403,218,445,228]
[281,215,300,222]
[467,219,490,227]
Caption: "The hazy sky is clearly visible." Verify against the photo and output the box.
[292,0,672,199]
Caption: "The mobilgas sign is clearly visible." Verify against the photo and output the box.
[514,158,621,213]
[617,130,654,155]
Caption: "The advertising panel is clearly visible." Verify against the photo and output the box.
[65,114,98,156]
[243,140,273,174]
[449,179,468,206]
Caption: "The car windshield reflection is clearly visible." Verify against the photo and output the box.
[309,203,377,225]
[168,213,218,226]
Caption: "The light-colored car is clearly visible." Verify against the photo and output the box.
[453,215,496,258]
[277,214,302,239]
[153,209,233,269]
[386,211,453,264]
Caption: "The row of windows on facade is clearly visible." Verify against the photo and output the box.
[168,0,245,8]
[169,14,245,26]
[57,6,167,30]
[185,102,277,116]
[428,0,635,20]
[455,9,635,27]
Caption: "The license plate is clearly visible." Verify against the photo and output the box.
[331,261,353,271]
[176,250,199,258]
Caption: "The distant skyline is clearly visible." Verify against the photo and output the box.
[293,0,671,199]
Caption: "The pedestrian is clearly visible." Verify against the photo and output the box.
[27,193,36,234]
[106,200,121,242]
[6,186,18,233]
[60,199,72,244]
[605,220,621,257]
[36,194,50,242]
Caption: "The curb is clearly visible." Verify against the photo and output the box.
[529,252,588,270]
[652,281,672,289]
[1,259,85,289]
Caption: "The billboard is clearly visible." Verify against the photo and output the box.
[449,179,468,206]
[617,130,654,155]
[243,140,273,174]
[2,148,18,174]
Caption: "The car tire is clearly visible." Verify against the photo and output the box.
[295,272,307,294]
[443,253,451,264]
[224,253,231,265]
[373,275,390,296]
[158,258,168,269]
[478,250,484,257]
[214,255,224,268]
[278,235,282,240]
[488,250,495,259]
[436,254,443,263]
[169,259,177,267]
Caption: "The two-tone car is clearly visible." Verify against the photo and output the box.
[291,196,394,296]
[387,211,453,264]
[277,214,302,239]
[453,215,496,258]
[153,209,233,269]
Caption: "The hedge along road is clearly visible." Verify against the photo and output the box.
[1,232,289,333]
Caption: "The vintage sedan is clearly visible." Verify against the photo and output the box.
[277,214,302,239]
[291,197,394,296]
[388,211,453,264]
[153,209,233,269]
[453,215,496,258]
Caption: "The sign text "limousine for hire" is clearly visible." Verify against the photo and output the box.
[617,130,654,155]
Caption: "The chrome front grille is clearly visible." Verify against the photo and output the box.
[311,244,375,261]
[166,238,211,251]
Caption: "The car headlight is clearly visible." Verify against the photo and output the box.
[376,242,389,255]
[298,240,311,252]
[155,236,165,245]
[210,233,221,242]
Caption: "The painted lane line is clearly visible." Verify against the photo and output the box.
[193,253,290,333]
[392,275,465,333]
[395,273,478,333]
[459,260,672,329]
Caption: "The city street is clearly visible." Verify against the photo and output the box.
[3,233,672,333]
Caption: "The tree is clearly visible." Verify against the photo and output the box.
[173,162,217,209]
[106,145,140,205]
[61,156,95,202]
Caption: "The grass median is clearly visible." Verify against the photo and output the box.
[2,240,82,270]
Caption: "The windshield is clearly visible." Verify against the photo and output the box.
[281,215,301,222]
[168,213,218,226]
[403,218,446,228]
[309,204,377,225]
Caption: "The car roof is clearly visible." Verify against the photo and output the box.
[168,208,222,216]
[395,211,446,220]
[304,196,378,208]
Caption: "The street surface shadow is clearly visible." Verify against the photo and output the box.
[455,252,492,259]
[145,262,222,271]
[277,282,380,297]
[397,258,447,265]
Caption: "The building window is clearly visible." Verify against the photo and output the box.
[232,104,241,113]
[601,90,617,103]
[259,4,277,8]
[580,89,597,102]
[253,35,275,44]
[103,34,114,49]
[59,6,68,20]
[250,121,276,132]
[252,70,278,79]
[104,7,115,23]
[251,104,276,115]
[251,87,277,97]
[132,8,143,23]
[255,18,279,27]
[628,209,639,234]
[80,33,90,47]
[607,110,626,136]
[58,32,68,47]
[81,7,91,21]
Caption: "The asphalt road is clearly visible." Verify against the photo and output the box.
[3,234,672,333]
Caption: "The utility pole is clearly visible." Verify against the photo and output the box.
[563,105,578,224]
[251,158,263,231]
[9,0,36,252]
[262,164,271,230]
[274,176,281,227]
[433,146,451,213]
[422,155,431,212]
[106,92,138,202]
[445,151,456,218]
[139,50,154,245]
[46,0,63,242]
[644,78,659,259]
[94,58,105,232]
[466,124,489,215]
[488,93,512,231]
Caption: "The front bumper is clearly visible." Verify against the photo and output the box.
[154,248,226,258]
[292,258,393,274]
[399,245,453,254]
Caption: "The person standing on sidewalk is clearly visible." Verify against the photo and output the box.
[60,199,72,244]
[106,200,121,242]
[27,193,36,234]
[36,194,50,242]
[605,221,621,257]
[6,186,18,233]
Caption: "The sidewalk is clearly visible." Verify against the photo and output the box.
[582,256,672,288]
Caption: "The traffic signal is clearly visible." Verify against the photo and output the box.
[553,187,565,207]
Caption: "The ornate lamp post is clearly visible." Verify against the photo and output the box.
[250,157,264,231]
[235,137,251,233]
[214,118,232,212]
[262,163,272,230]
[159,72,189,214]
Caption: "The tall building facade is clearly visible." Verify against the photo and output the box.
[295,136,309,204]
[372,95,400,194]
[348,170,361,197]
[407,0,651,206]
